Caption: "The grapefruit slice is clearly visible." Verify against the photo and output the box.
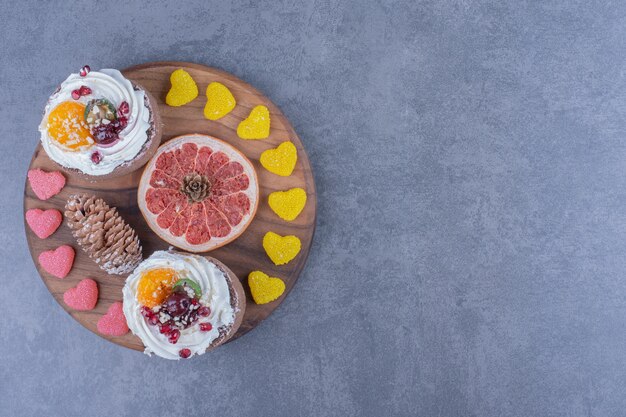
[138,134,259,252]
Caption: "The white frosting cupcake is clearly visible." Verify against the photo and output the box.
[39,68,160,177]
[123,250,244,360]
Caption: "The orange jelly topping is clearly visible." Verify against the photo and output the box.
[47,101,93,151]
[137,268,179,308]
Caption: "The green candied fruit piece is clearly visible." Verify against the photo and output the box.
[84,98,116,126]
[172,278,202,298]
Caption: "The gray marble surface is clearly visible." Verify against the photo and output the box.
[2,1,626,416]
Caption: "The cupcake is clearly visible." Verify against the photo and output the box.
[38,66,161,179]
[122,250,245,360]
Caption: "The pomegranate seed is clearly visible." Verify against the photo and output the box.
[140,306,152,318]
[118,101,129,115]
[198,306,211,317]
[148,315,159,326]
[179,348,191,359]
[117,116,128,129]
[71,89,80,100]
[191,298,199,306]
[159,324,172,334]
[168,329,181,344]
[199,322,212,332]
[79,65,91,77]
[79,86,92,96]
[90,151,102,164]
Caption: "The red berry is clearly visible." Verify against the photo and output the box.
[168,328,180,344]
[165,292,191,317]
[79,86,92,96]
[179,348,191,359]
[79,65,91,77]
[118,101,129,116]
[71,89,80,100]
[90,151,102,164]
[159,324,172,335]
[198,306,210,317]
[199,322,212,332]
[91,124,119,145]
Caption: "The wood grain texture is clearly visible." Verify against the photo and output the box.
[24,62,317,352]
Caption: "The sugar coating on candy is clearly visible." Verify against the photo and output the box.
[263,231,301,266]
[248,271,285,304]
[204,82,236,120]
[259,141,297,176]
[25,208,62,239]
[38,245,75,279]
[166,69,198,107]
[268,187,307,221]
[237,105,270,139]
[97,302,129,336]
[63,278,98,311]
[28,169,66,200]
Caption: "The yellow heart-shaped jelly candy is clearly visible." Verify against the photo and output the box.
[165,69,198,107]
[204,82,236,120]
[237,105,270,139]
[248,271,285,304]
[268,188,307,221]
[260,141,297,176]
[263,231,301,265]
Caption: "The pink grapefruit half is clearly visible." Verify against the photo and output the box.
[138,134,259,252]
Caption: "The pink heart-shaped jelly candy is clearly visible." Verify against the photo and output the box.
[97,302,129,336]
[38,245,75,279]
[25,208,62,239]
[27,169,66,200]
[63,279,98,311]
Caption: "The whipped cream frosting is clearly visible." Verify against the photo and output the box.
[122,251,235,360]
[39,69,151,176]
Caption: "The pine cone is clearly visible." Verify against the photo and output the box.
[65,194,142,275]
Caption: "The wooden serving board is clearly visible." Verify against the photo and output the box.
[24,62,316,352]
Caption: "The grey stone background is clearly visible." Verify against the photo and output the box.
[1,0,625,416]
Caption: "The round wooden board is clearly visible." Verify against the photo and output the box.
[24,62,316,353]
